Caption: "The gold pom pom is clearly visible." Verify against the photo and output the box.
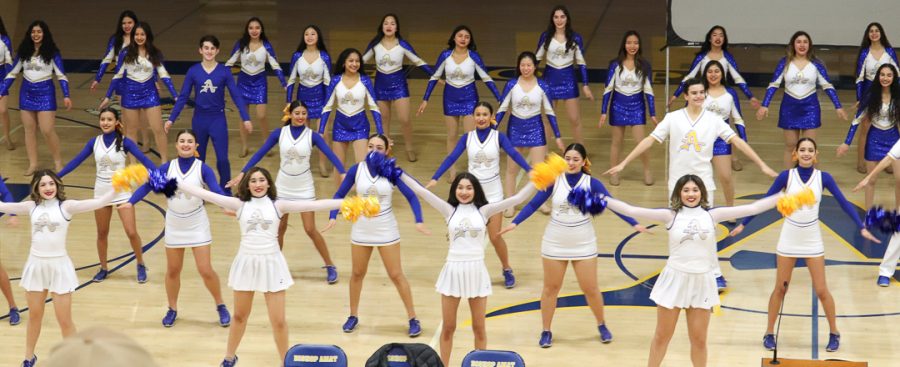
[777,187,815,217]
[340,195,381,222]
[111,165,149,192]
[529,153,567,190]
[281,103,291,123]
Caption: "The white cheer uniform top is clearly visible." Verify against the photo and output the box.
[167,159,205,214]
[446,204,487,261]
[288,54,330,88]
[113,56,171,83]
[536,37,586,69]
[549,174,591,227]
[94,135,127,183]
[854,103,896,130]
[363,43,429,74]
[782,62,832,100]
[466,129,500,182]
[19,56,67,83]
[667,206,716,274]
[226,45,282,76]
[784,168,822,228]
[443,55,477,88]
[30,199,71,257]
[333,81,375,117]
[606,65,653,97]
[860,51,897,83]
[498,82,555,120]
[237,196,282,254]
[651,109,736,193]
[355,162,393,214]
[703,92,744,125]
[279,127,312,175]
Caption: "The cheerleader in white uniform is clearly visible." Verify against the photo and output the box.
[605,174,780,367]
[225,17,286,158]
[854,22,898,173]
[504,144,646,348]
[702,61,747,207]
[401,172,538,366]
[0,16,16,150]
[322,134,427,337]
[856,134,900,287]
[427,102,532,288]
[227,100,347,284]
[286,25,332,177]
[838,63,900,209]
[733,138,879,353]
[608,78,776,290]
[127,129,229,328]
[56,108,156,283]
[0,170,117,367]
[177,167,344,367]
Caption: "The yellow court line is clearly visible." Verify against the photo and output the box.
[820,224,871,261]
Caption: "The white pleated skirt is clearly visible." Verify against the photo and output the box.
[95,179,132,205]
[649,266,720,310]
[481,178,503,204]
[435,260,492,298]
[351,210,400,246]
[276,169,315,201]
[776,219,825,258]
[541,220,597,260]
[165,207,213,248]
[19,255,79,294]
[228,250,295,293]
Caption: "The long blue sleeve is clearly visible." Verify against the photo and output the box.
[286,52,300,103]
[95,36,116,83]
[396,178,424,223]
[822,172,864,229]
[741,170,790,226]
[123,138,158,170]
[499,133,531,171]
[168,69,196,122]
[224,70,252,121]
[129,161,171,204]
[511,187,552,225]
[57,138,96,178]
[311,132,346,174]
[200,164,225,195]
[0,176,13,203]
[242,128,281,171]
[589,177,638,226]
[329,164,359,219]
[431,134,468,180]
[762,58,787,107]
[844,124,860,146]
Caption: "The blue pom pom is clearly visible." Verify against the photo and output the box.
[366,151,403,185]
[866,206,900,233]
[566,187,607,216]
[149,169,179,198]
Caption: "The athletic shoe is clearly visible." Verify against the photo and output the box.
[878,276,890,287]
[763,334,776,351]
[162,308,177,327]
[9,307,21,326]
[342,316,359,333]
[503,268,516,289]
[92,268,109,282]
[826,333,840,352]
[598,324,613,343]
[220,355,238,367]
[137,263,148,284]
[217,304,231,327]
[716,276,728,292]
[408,318,422,337]
[324,265,338,284]
[21,355,36,367]
[539,330,553,348]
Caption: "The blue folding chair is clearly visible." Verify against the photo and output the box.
[284,344,348,367]
[460,350,525,367]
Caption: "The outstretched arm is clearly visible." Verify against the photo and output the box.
[177,182,242,211]
[62,189,116,215]
[481,183,536,218]
[276,199,343,214]
[57,139,95,178]
[604,135,657,175]
[709,194,779,223]
[603,197,674,224]
[730,137,777,177]
[400,173,453,219]
[0,201,36,216]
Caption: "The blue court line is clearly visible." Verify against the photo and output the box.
[812,284,819,360]
[0,186,166,321]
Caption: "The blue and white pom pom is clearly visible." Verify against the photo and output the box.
[366,151,403,185]
[566,187,608,216]
[149,169,178,198]
[865,206,900,233]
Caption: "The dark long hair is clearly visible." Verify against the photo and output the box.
[368,133,392,157]
[295,24,327,54]
[787,31,817,62]
[564,143,591,174]
[367,14,403,51]
[17,20,58,64]
[542,5,575,53]
[333,48,361,75]
[474,101,494,114]
[98,107,125,152]
[670,174,709,210]
[284,99,309,126]
[701,60,728,89]
[30,169,66,203]
[0,16,8,37]
[698,25,728,56]
[793,137,818,168]
[447,172,488,208]
[238,17,268,52]
[858,22,893,65]
[112,10,138,56]
[515,51,538,78]
[235,167,277,201]
[124,22,162,67]
[863,63,900,126]
[615,30,648,83]
[446,25,476,51]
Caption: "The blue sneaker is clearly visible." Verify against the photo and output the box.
[220,355,238,367]
[878,276,890,287]
[503,268,516,289]
[408,318,422,337]
[539,330,553,348]
[324,265,338,284]
[716,276,728,293]
[137,263,148,284]
[217,304,231,327]
[763,333,776,351]
[162,308,177,327]
[92,268,109,283]
[826,333,840,352]
[21,355,36,367]
[9,307,21,326]
[342,316,359,333]
[598,324,613,343]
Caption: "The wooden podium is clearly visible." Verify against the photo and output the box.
[761,358,867,366]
